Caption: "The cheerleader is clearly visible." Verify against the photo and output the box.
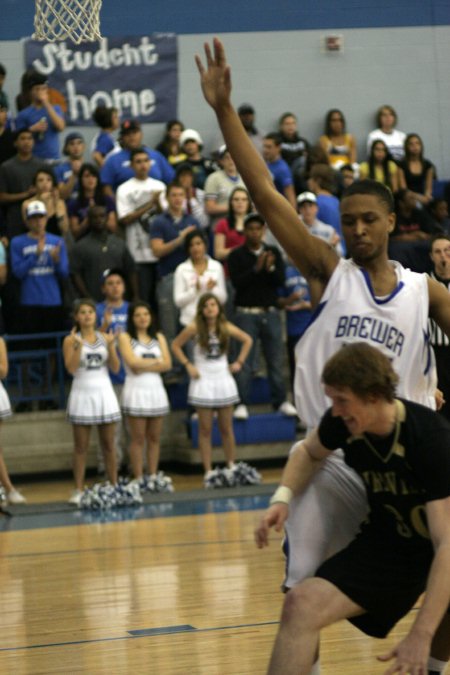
[63,299,121,506]
[172,293,252,487]
[0,337,26,505]
[118,302,172,490]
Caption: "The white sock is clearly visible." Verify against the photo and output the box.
[428,656,448,673]
[309,660,320,675]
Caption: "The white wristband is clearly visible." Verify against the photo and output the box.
[269,485,293,506]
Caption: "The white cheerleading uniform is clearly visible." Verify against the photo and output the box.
[67,332,121,425]
[284,258,437,589]
[0,382,12,419]
[121,337,170,417]
[188,333,240,408]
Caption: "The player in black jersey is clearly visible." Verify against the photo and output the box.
[256,343,450,675]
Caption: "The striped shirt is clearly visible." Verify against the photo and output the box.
[428,271,450,347]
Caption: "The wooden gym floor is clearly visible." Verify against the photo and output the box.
[0,468,419,674]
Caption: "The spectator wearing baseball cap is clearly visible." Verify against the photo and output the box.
[10,197,69,352]
[15,71,65,161]
[297,191,343,254]
[174,129,216,190]
[100,119,175,194]
[204,146,245,228]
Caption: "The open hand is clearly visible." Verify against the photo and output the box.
[195,38,232,112]
[377,631,431,674]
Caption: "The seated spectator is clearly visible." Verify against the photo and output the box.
[318,109,357,169]
[214,186,252,272]
[101,119,175,195]
[204,146,245,227]
[174,230,227,331]
[337,163,356,197]
[366,104,406,162]
[0,102,14,165]
[90,105,119,167]
[0,64,8,111]
[21,167,68,237]
[15,72,65,161]
[237,103,264,155]
[300,144,331,194]
[359,140,399,192]
[0,129,45,240]
[278,112,309,191]
[150,183,200,366]
[68,163,117,241]
[175,163,208,229]
[277,256,312,390]
[296,191,342,255]
[70,205,138,301]
[156,119,187,165]
[391,189,436,241]
[428,198,450,235]
[0,239,7,334]
[307,164,343,247]
[398,133,435,206]
[228,212,297,420]
[116,147,167,311]
[175,129,216,189]
[262,133,297,210]
[55,132,86,201]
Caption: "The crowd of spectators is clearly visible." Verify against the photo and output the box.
[0,65,449,411]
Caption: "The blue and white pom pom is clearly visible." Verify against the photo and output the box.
[79,481,143,510]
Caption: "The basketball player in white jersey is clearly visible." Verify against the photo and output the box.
[196,39,450,674]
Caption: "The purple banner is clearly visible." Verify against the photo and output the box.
[24,34,178,126]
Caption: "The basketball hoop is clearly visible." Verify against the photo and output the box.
[33,0,103,44]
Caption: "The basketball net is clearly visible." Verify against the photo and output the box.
[33,0,103,44]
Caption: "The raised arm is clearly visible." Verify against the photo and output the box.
[195,38,338,289]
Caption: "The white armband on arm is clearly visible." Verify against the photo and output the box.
[269,485,293,506]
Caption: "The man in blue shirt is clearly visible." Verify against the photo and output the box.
[262,133,297,210]
[150,183,200,367]
[10,199,69,411]
[100,119,175,194]
[15,73,65,161]
[96,268,129,473]
[54,132,85,201]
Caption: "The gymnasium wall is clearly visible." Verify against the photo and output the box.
[0,1,449,176]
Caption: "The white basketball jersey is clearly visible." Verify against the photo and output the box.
[294,258,437,427]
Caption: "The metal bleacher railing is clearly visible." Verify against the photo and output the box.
[4,331,67,409]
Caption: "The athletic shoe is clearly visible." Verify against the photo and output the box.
[233,404,249,420]
[204,469,223,489]
[68,489,83,507]
[278,401,298,416]
[7,488,27,505]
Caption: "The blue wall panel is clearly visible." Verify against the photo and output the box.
[1,0,450,41]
